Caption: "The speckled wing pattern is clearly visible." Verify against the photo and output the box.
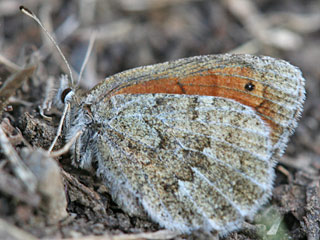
[67,54,305,235]
[96,94,273,234]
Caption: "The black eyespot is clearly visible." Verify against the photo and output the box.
[61,88,72,103]
[245,82,255,91]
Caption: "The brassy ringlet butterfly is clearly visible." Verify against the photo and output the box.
[20,6,305,236]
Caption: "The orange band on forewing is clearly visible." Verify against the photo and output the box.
[113,74,265,110]
[111,69,281,141]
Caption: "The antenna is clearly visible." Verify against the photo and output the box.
[77,31,96,87]
[19,6,79,153]
[20,6,75,86]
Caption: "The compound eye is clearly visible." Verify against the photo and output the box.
[61,88,72,103]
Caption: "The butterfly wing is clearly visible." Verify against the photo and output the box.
[86,54,305,153]
[93,93,274,234]
[70,54,305,234]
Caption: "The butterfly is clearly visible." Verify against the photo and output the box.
[56,53,305,235]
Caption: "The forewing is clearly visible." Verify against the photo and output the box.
[86,54,305,158]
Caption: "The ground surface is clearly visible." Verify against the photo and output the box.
[0,0,320,239]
